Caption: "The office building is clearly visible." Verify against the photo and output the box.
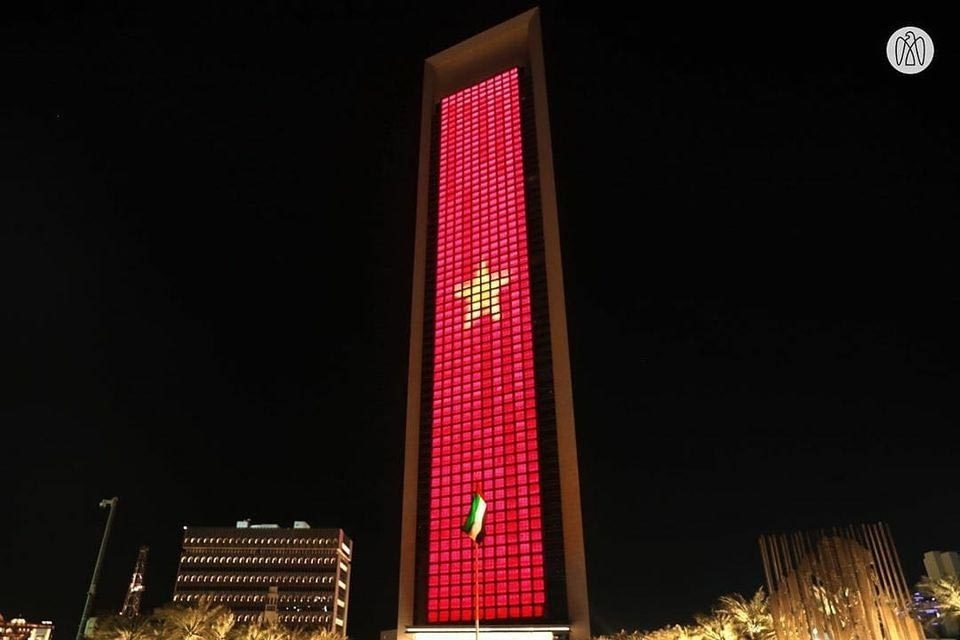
[173,520,351,634]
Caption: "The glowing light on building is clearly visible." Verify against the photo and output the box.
[424,68,545,624]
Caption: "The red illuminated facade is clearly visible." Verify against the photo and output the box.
[399,9,590,640]
[426,68,545,623]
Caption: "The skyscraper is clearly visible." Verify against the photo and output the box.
[397,9,589,640]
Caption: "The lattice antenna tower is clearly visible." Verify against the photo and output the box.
[119,546,149,617]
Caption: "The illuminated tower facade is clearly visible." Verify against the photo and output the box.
[398,9,589,640]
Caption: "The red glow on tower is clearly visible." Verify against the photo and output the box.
[425,67,546,623]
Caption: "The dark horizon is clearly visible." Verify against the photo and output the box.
[3,5,957,640]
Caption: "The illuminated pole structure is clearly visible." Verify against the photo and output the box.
[76,497,119,640]
[119,545,150,617]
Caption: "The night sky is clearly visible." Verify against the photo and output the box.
[3,4,958,640]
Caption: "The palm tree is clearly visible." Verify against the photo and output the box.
[715,588,776,640]
[917,575,960,620]
[153,598,234,640]
[232,619,347,640]
[640,625,694,640]
[87,613,158,640]
[694,611,736,640]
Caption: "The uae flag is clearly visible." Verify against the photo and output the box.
[461,491,487,544]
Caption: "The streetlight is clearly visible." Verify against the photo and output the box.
[76,497,119,640]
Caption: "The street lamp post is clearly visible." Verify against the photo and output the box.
[76,497,119,640]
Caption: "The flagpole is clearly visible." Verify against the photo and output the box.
[473,538,480,640]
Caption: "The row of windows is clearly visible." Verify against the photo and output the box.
[177,574,336,585]
[432,410,536,424]
[432,319,529,333]
[431,433,540,450]
[430,469,539,486]
[181,556,343,566]
[442,93,519,110]
[427,463,543,492]
[431,431,535,448]
[438,109,522,124]
[433,215,525,233]
[432,530,542,553]
[429,468,541,493]
[435,201,522,214]
[435,208,524,224]
[434,384,536,400]
[439,101,521,118]
[228,612,332,625]
[434,218,523,234]
[437,186,524,201]
[435,202,523,218]
[431,390,534,404]
[438,132,521,147]
[428,605,543,623]
[175,593,332,605]
[184,537,339,546]
[438,69,519,101]
[433,238,527,264]
[431,375,534,389]
[429,481,540,499]
[431,505,542,524]
[432,410,538,425]
[430,347,533,362]
[430,410,537,424]
[431,319,531,334]
[430,460,540,478]
[437,155,522,169]
[439,105,521,122]
[441,94,520,110]
[431,408,539,428]
[437,128,521,143]
[428,542,545,565]
[427,577,545,595]
[430,493,540,510]
[182,548,342,558]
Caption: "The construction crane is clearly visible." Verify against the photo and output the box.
[119,546,149,617]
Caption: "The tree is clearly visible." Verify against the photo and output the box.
[715,588,776,640]
[591,587,776,640]
[87,613,158,640]
[917,575,960,620]
[153,598,235,640]
[694,611,736,640]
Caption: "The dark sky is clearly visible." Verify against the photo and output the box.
[3,4,958,640]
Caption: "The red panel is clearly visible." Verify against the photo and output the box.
[425,68,545,623]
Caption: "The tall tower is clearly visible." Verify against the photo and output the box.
[398,9,590,640]
[119,546,149,617]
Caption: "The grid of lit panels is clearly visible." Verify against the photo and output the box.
[425,67,545,623]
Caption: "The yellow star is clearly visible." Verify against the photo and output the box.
[453,261,511,329]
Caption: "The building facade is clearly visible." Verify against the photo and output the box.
[916,550,960,638]
[173,521,351,634]
[397,9,590,640]
[923,550,960,581]
[0,615,53,640]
